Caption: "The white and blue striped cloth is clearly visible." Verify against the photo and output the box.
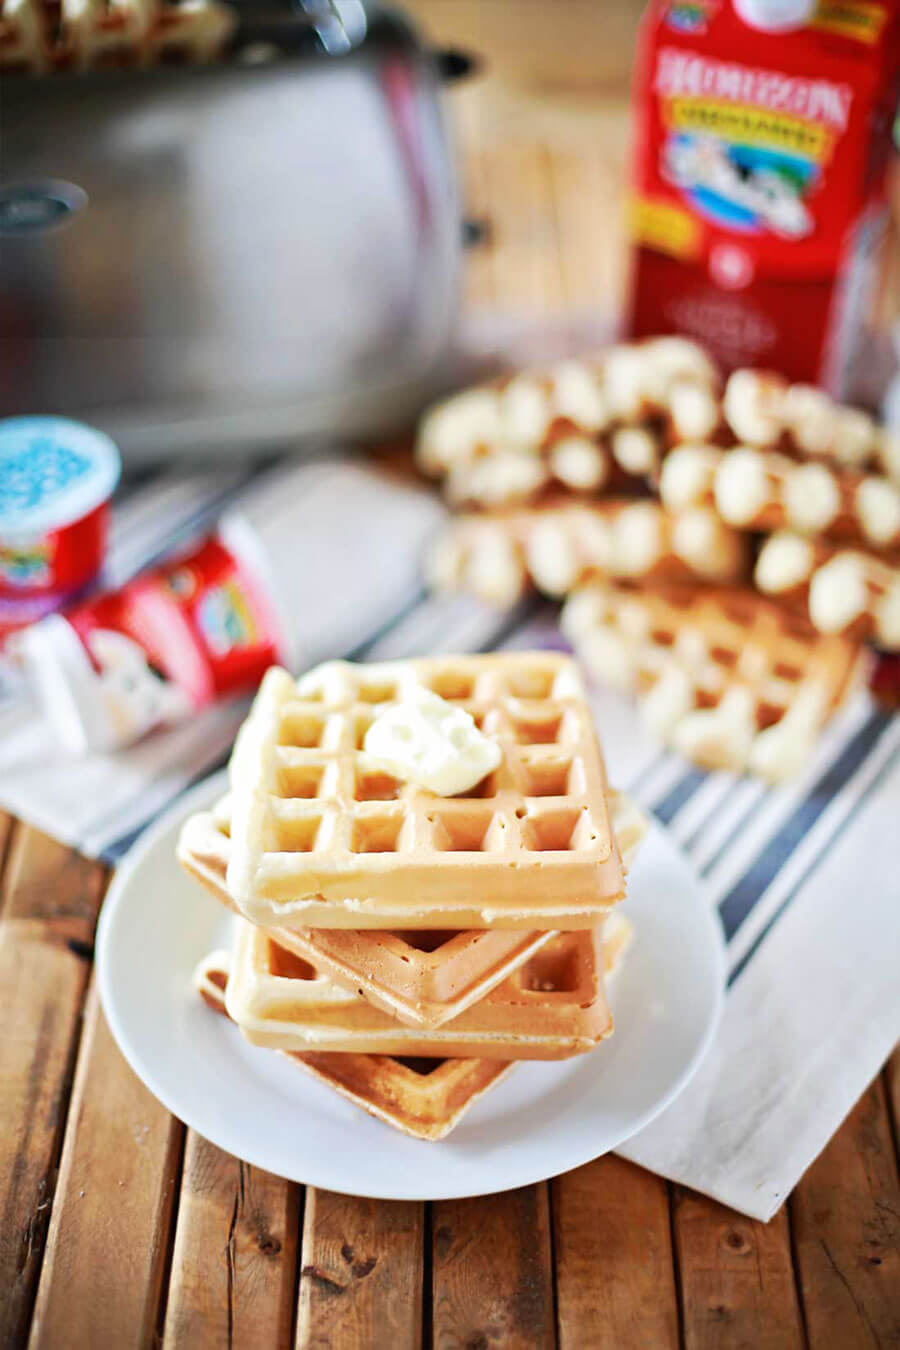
[1,457,897,1221]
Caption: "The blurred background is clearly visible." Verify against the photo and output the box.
[412,0,900,340]
[3,0,897,458]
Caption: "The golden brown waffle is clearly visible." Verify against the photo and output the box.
[224,919,614,1059]
[415,339,719,507]
[755,533,900,650]
[660,443,900,550]
[562,579,861,781]
[222,655,625,929]
[722,370,900,481]
[179,788,646,1025]
[427,498,749,606]
[193,951,513,1141]
[279,926,555,1029]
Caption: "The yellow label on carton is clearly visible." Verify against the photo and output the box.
[628,193,702,259]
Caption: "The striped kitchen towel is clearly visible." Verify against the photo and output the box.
[1,458,897,1221]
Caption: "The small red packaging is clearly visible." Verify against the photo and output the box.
[20,534,289,754]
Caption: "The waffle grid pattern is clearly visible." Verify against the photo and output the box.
[222,920,612,1058]
[721,369,900,480]
[192,950,512,1140]
[661,444,900,549]
[226,656,621,915]
[754,538,900,650]
[260,928,596,1006]
[429,498,749,605]
[567,583,857,724]
[563,581,861,779]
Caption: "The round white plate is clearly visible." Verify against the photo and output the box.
[97,775,725,1201]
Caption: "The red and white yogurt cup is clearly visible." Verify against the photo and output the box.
[0,416,121,636]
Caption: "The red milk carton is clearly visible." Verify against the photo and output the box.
[625,0,900,396]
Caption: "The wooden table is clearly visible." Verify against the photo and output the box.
[2,815,899,1347]
[4,11,900,1343]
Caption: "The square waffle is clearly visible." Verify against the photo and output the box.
[178,789,646,1025]
[562,580,861,781]
[193,952,512,1141]
[223,918,615,1060]
[223,655,626,929]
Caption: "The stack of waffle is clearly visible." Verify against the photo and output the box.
[420,340,899,779]
[0,0,235,72]
[180,652,648,1140]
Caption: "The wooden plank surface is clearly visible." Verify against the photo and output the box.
[404,0,644,96]
[28,986,184,1350]
[671,1186,806,1350]
[0,812,13,872]
[431,1184,555,1349]
[884,1045,900,1158]
[553,1156,679,1350]
[0,825,105,1348]
[163,1134,300,1349]
[790,1075,900,1350]
[296,1190,424,1350]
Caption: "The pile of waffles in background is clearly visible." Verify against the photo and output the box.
[419,338,900,782]
[179,653,648,1139]
[0,0,235,71]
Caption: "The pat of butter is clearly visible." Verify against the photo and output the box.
[363,687,501,796]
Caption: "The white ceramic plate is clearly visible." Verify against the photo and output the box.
[97,775,725,1201]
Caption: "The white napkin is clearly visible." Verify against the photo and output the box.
[593,674,900,1220]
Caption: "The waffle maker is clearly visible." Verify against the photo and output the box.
[0,3,464,458]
